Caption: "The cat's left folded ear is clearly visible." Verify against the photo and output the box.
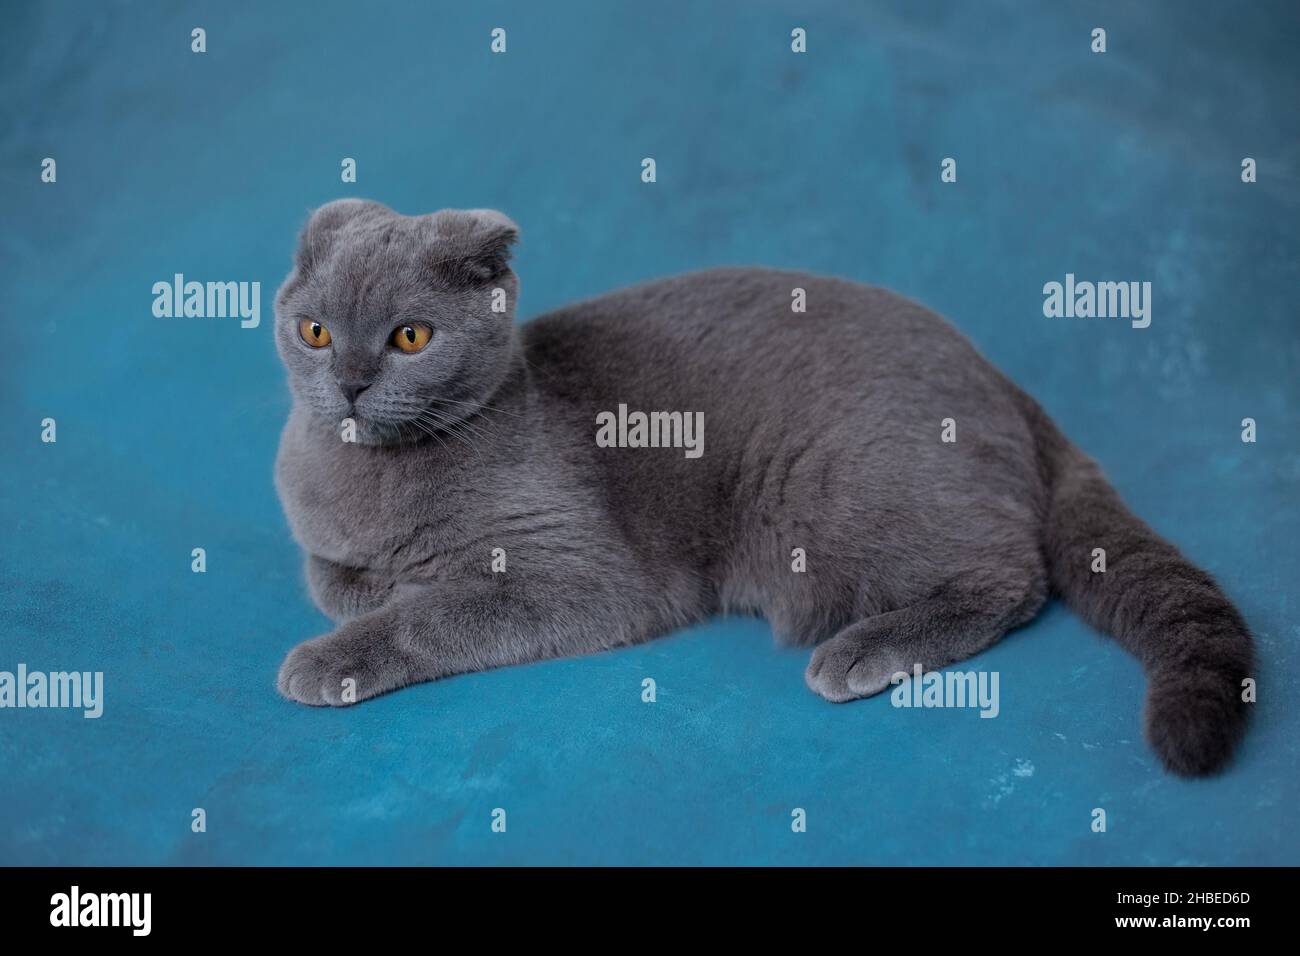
[427,208,520,284]
[296,198,389,273]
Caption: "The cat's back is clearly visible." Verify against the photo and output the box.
[522,266,1012,412]
[526,266,914,351]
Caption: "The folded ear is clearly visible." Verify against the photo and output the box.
[428,208,519,284]
[295,199,385,272]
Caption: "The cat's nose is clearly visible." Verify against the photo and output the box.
[338,380,371,404]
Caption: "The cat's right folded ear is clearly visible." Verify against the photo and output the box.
[427,208,520,284]
[294,199,384,273]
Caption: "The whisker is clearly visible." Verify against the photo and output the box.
[426,395,526,419]
[412,408,486,464]
[414,407,497,447]
[406,415,455,457]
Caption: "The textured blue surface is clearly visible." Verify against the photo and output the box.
[1,0,1297,865]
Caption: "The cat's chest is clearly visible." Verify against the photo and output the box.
[275,421,454,571]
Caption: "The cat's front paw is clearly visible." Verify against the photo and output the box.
[805,633,909,703]
[277,626,414,707]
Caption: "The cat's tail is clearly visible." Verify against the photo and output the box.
[1030,404,1254,776]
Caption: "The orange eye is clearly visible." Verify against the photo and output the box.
[299,319,332,348]
[392,323,432,353]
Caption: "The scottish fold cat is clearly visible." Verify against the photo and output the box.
[274,199,1253,776]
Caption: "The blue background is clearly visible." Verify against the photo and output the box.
[1,0,1297,865]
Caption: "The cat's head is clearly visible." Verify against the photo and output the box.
[274,199,519,444]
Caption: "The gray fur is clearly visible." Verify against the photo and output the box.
[273,199,1254,776]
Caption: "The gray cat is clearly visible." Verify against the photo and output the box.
[273,199,1254,776]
